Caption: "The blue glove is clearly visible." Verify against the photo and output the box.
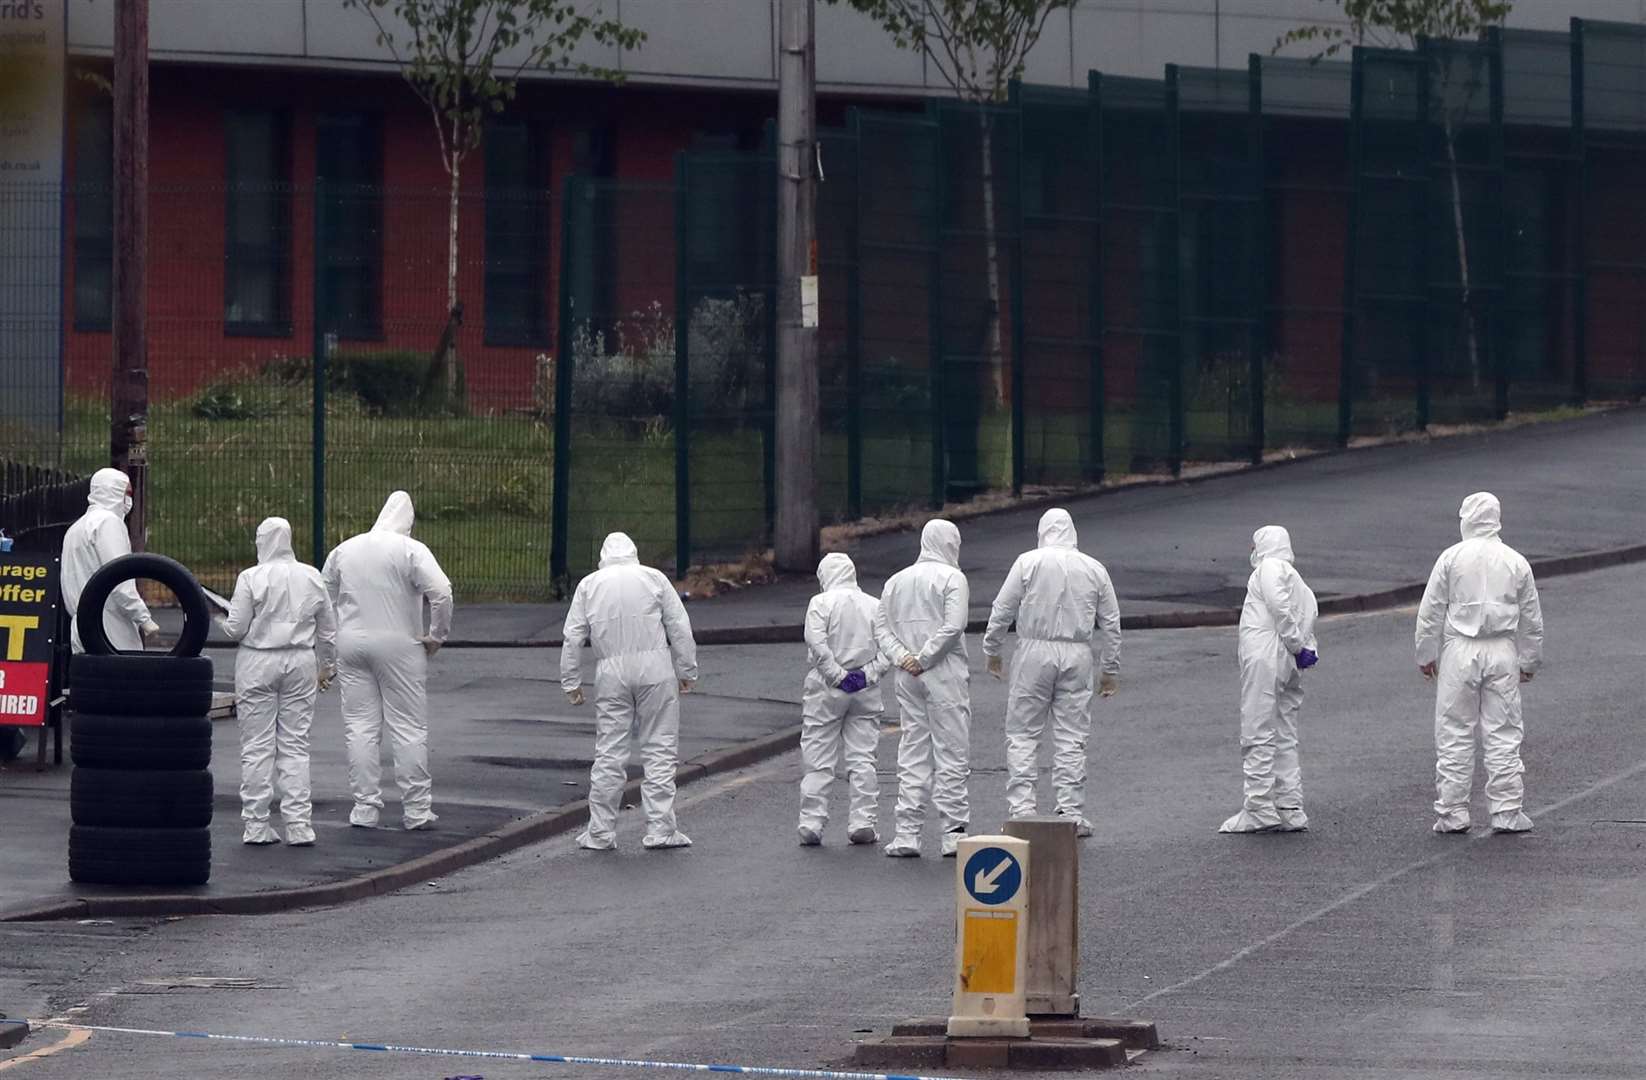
[839,670,868,694]
[1296,648,1319,670]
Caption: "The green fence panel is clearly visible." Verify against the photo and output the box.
[934,100,1021,499]
[1421,38,1505,425]
[1498,27,1583,411]
[1577,19,1646,401]
[554,176,678,582]
[1176,64,1264,464]
[677,148,778,574]
[1096,72,1181,475]
[853,109,942,513]
[1256,55,1353,450]
[816,126,860,522]
[1015,82,1102,487]
[1351,47,1429,436]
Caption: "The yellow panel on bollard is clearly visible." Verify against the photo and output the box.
[947,834,1030,1039]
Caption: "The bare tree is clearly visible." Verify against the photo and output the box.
[342,0,643,406]
[827,0,1075,403]
[1280,0,1514,391]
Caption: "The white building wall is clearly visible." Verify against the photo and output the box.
[65,0,1644,95]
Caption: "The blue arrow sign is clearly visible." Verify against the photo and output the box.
[962,847,1022,906]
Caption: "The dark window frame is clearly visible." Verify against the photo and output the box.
[72,98,113,333]
[316,112,385,342]
[224,107,294,338]
[483,118,551,348]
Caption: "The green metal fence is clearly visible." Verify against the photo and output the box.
[9,19,1646,600]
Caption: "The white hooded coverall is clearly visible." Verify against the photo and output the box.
[322,492,453,830]
[1416,493,1543,833]
[60,468,152,653]
[1222,525,1318,834]
[873,520,972,853]
[984,509,1121,829]
[221,517,337,845]
[799,553,890,839]
[560,533,698,850]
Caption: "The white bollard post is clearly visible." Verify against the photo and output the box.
[947,834,1030,1039]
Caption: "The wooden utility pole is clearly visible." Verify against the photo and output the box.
[774,0,819,572]
[111,0,150,551]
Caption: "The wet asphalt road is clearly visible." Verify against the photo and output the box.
[3,563,1643,1079]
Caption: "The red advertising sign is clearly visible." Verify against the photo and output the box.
[0,554,58,728]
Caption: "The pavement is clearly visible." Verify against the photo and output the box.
[3,561,1643,1079]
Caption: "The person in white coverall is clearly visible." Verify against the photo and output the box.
[798,553,890,847]
[983,508,1121,837]
[1416,492,1543,834]
[1220,525,1319,834]
[322,491,453,830]
[873,519,972,858]
[220,517,337,846]
[560,532,698,851]
[60,468,158,653]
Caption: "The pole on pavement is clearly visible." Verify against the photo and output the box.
[774,0,819,572]
[1002,816,1081,1017]
[948,834,1031,1039]
[111,0,150,552]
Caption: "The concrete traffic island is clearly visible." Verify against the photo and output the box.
[853,821,1159,1070]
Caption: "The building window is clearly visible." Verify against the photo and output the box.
[225,109,292,336]
[316,113,383,340]
[73,99,113,332]
[484,119,549,346]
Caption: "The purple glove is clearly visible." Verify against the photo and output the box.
[1296,648,1319,670]
[839,670,868,694]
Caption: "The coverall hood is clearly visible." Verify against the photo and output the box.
[598,532,640,569]
[916,519,961,568]
[1459,492,1502,540]
[1250,525,1295,568]
[1037,508,1078,549]
[372,491,415,535]
[255,517,295,564]
[816,552,858,592]
[88,468,131,518]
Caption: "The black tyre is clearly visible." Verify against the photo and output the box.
[70,768,214,829]
[76,553,210,658]
[69,825,211,887]
[70,712,212,771]
[0,727,25,763]
[70,654,214,718]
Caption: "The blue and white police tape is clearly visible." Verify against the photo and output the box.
[32,1021,969,1080]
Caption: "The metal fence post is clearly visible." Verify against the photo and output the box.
[673,154,691,581]
[1165,64,1184,477]
[1570,18,1588,404]
[1415,45,1432,432]
[927,103,946,510]
[549,175,578,592]
[1087,71,1105,485]
[846,111,864,522]
[1249,53,1268,464]
[1339,49,1363,447]
[310,176,328,565]
[1008,85,1026,497]
[1488,28,1509,420]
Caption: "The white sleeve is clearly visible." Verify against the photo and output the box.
[657,574,698,682]
[412,543,454,643]
[1093,564,1122,677]
[1414,553,1450,666]
[983,558,1026,658]
[559,584,590,693]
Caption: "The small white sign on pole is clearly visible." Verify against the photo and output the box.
[799,274,819,329]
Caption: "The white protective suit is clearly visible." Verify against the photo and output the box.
[221,517,337,846]
[798,553,890,845]
[873,520,972,857]
[983,509,1121,834]
[322,492,453,830]
[61,468,154,653]
[1221,525,1318,834]
[1416,493,1543,834]
[560,532,699,851]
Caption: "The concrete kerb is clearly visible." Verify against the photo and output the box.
[0,724,803,923]
[430,541,1646,649]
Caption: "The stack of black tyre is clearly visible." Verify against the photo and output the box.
[68,554,214,887]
